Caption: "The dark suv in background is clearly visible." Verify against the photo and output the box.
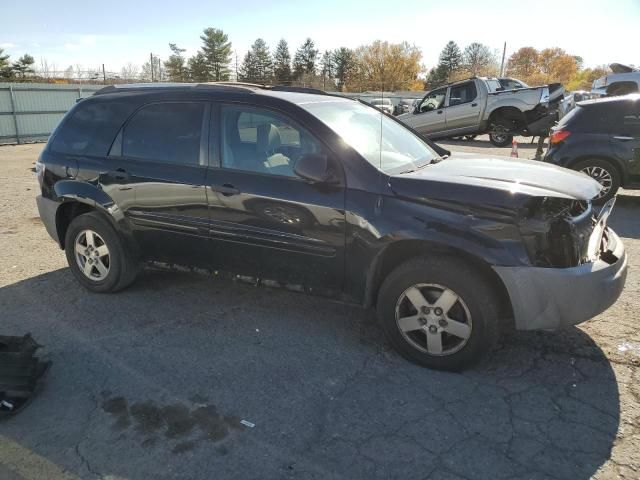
[545,94,640,203]
[36,83,627,370]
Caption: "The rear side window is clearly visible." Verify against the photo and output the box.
[51,101,136,157]
[563,102,640,135]
[121,102,205,165]
[449,82,477,106]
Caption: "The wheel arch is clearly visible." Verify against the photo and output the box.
[52,181,136,254]
[364,240,514,325]
[488,106,526,125]
[566,155,627,185]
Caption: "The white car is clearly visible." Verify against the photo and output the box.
[368,97,394,115]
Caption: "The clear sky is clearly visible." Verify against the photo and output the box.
[1,0,638,74]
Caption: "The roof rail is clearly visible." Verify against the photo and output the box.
[93,81,337,97]
[94,82,257,96]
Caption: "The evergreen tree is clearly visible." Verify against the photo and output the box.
[164,43,189,82]
[188,53,210,82]
[320,50,334,78]
[239,39,273,83]
[332,47,355,91]
[200,27,232,81]
[436,41,462,82]
[273,39,292,84]
[0,48,11,78]
[12,54,35,78]
[239,51,258,82]
[293,38,318,79]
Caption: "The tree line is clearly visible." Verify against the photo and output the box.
[160,28,423,92]
[0,29,613,92]
[425,40,607,91]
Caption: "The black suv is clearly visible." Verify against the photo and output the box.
[545,94,640,203]
[36,83,627,370]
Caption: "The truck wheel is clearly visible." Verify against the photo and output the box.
[64,212,140,293]
[489,132,513,147]
[573,158,621,204]
[376,256,500,371]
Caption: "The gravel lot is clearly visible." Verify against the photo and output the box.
[1,140,639,480]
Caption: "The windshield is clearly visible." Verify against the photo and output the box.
[300,99,439,174]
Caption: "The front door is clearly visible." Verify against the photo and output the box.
[102,101,211,266]
[206,103,346,289]
[407,87,447,136]
[445,81,481,132]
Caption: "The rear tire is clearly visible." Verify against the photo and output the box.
[573,158,621,204]
[64,212,140,293]
[376,256,500,371]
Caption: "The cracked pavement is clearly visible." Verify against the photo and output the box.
[1,143,639,479]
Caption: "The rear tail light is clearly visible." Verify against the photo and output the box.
[550,129,571,145]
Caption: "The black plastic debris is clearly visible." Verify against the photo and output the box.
[0,334,51,417]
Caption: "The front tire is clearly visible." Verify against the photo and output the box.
[376,256,500,371]
[64,212,139,293]
[573,158,621,204]
[489,132,513,147]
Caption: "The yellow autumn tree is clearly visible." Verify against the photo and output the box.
[347,41,423,92]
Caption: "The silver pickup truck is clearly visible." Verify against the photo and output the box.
[397,77,562,147]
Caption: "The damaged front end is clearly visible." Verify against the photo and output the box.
[495,196,627,330]
[519,197,605,268]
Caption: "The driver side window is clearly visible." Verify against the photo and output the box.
[419,88,446,113]
[220,105,322,178]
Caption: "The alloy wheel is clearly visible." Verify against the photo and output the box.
[74,229,110,281]
[580,166,612,199]
[395,283,472,356]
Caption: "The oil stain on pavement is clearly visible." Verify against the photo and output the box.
[101,393,244,454]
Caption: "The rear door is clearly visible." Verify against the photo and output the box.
[445,81,481,131]
[104,101,211,266]
[206,103,346,289]
[609,103,640,178]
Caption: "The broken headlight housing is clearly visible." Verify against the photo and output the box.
[519,197,595,268]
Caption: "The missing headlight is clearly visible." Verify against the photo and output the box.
[519,197,595,268]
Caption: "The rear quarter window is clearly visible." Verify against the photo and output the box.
[51,100,136,157]
[558,105,612,133]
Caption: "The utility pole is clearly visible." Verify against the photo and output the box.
[235,51,238,82]
[102,64,106,84]
[500,42,507,77]
[150,53,155,82]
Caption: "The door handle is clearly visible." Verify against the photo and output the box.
[471,103,478,107]
[613,136,634,141]
[211,183,240,196]
[107,168,130,181]
[437,110,443,114]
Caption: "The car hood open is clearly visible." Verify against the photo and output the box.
[390,153,602,204]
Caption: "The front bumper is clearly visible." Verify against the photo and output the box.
[36,194,60,246]
[493,229,627,330]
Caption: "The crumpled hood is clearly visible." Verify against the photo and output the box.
[390,153,602,204]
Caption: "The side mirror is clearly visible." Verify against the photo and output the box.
[294,153,337,184]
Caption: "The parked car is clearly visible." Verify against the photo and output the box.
[397,77,563,147]
[36,83,627,370]
[367,97,394,115]
[544,94,640,203]
[398,98,420,115]
[592,63,640,97]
